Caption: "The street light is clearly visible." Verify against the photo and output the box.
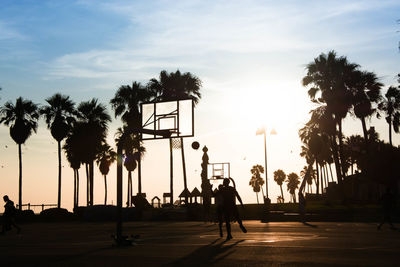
[256,127,276,204]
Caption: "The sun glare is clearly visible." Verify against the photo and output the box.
[227,84,301,135]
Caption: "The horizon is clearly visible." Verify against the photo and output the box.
[1,0,400,212]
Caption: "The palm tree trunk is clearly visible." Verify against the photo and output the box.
[320,164,324,194]
[57,140,62,208]
[360,117,369,148]
[73,169,76,208]
[338,120,346,180]
[127,171,132,206]
[90,161,94,206]
[138,153,142,195]
[256,192,259,204]
[280,185,284,203]
[18,143,22,210]
[315,161,320,195]
[104,175,107,205]
[76,169,79,207]
[329,164,334,183]
[389,120,393,146]
[324,165,329,185]
[85,163,89,206]
[330,136,343,184]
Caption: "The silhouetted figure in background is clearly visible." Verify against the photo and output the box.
[220,178,247,240]
[298,191,306,223]
[377,188,397,230]
[212,184,224,237]
[1,195,21,235]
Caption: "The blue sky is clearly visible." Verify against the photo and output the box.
[0,0,399,210]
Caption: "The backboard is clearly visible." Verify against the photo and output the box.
[208,162,230,180]
[140,98,194,140]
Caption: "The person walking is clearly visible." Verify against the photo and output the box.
[1,195,21,235]
[219,178,247,240]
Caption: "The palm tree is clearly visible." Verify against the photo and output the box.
[96,143,117,205]
[286,172,300,203]
[77,99,111,206]
[350,71,383,145]
[148,70,202,202]
[273,169,286,203]
[343,135,364,175]
[0,97,40,210]
[300,165,315,193]
[378,86,400,146]
[300,105,338,191]
[148,70,202,105]
[115,126,145,206]
[110,82,151,195]
[63,131,82,209]
[40,93,76,208]
[303,51,359,183]
[249,165,265,204]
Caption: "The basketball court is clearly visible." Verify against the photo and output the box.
[1,221,399,266]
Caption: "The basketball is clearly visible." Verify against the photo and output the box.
[191,141,200,150]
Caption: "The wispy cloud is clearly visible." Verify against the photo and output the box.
[0,21,26,41]
[42,0,400,86]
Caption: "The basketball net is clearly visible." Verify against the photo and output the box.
[171,137,182,149]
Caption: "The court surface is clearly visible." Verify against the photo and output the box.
[0,221,399,266]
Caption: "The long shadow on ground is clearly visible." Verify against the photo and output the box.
[168,238,244,266]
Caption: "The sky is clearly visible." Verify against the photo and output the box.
[0,0,399,212]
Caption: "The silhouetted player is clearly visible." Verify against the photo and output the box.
[377,188,397,230]
[219,178,247,240]
[212,184,224,237]
[1,195,21,234]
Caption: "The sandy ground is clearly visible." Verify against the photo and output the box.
[0,221,399,266]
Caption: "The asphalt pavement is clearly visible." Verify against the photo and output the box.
[0,221,399,266]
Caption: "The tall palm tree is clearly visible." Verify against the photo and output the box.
[300,165,315,193]
[378,86,400,146]
[350,71,383,145]
[303,51,359,183]
[286,172,300,203]
[273,169,286,203]
[148,70,202,202]
[40,93,76,208]
[115,126,145,206]
[63,131,82,209]
[110,82,151,195]
[77,99,111,206]
[300,105,338,190]
[96,143,117,205]
[0,97,40,210]
[249,165,265,204]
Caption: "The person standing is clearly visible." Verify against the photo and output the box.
[219,178,247,240]
[377,188,397,230]
[1,195,21,234]
[212,184,225,237]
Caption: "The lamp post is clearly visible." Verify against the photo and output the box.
[256,127,276,204]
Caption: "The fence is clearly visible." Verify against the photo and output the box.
[16,203,58,213]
